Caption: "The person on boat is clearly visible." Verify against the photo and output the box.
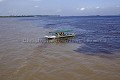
[59,32,62,36]
[56,33,58,36]
[56,32,61,37]
[62,32,65,36]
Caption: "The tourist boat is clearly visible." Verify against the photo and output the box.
[44,30,75,39]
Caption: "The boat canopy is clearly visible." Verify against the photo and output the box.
[49,30,72,33]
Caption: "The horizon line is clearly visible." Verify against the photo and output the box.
[0,14,120,17]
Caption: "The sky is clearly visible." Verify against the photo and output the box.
[0,0,120,16]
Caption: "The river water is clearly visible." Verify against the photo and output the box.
[0,16,120,80]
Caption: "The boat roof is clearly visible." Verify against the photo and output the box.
[49,30,72,33]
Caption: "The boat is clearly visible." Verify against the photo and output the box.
[44,35,56,39]
[44,30,75,39]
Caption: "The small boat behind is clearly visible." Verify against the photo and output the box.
[44,35,56,39]
[44,30,75,39]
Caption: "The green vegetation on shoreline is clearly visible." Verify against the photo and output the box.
[0,15,120,18]
[0,15,34,18]
[0,15,61,18]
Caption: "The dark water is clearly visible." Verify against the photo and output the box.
[21,16,120,57]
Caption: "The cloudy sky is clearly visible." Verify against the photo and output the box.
[0,0,120,16]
